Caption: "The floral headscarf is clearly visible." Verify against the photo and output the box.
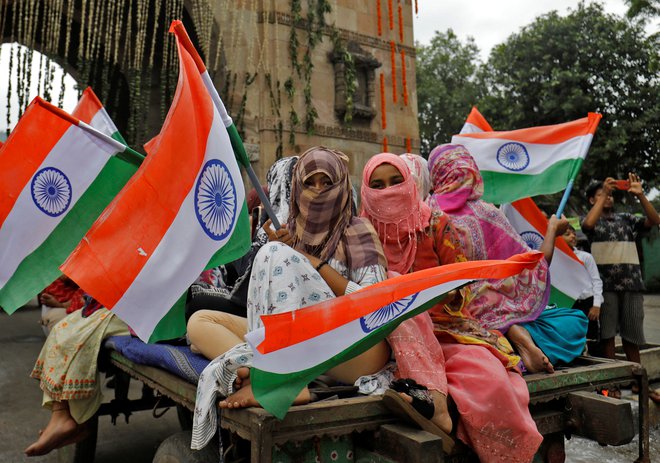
[399,153,431,200]
[360,153,431,275]
[289,146,385,269]
[428,144,484,213]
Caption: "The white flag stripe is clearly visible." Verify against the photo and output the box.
[88,107,119,136]
[0,126,116,286]
[111,109,245,340]
[500,204,590,301]
[459,122,485,134]
[451,134,593,174]
[246,279,473,374]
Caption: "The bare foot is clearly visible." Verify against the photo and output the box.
[233,367,251,391]
[25,405,79,456]
[507,324,554,374]
[219,384,311,409]
[398,390,452,434]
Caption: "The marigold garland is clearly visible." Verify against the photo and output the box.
[377,0,382,36]
[398,4,403,42]
[388,0,394,30]
[400,49,408,106]
[390,41,397,103]
[406,137,412,153]
[380,72,387,129]
[383,136,389,152]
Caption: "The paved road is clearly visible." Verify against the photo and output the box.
[0,304,180,463]
[2,295,659,462]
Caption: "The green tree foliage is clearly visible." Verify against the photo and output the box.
[624,0,660,19]
[477,3,659,193]
[416,30,482,154]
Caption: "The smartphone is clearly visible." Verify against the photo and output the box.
[614,180,630,190]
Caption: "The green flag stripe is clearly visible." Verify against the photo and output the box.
[549,286,575,309]
[0,157,138,313]
[481,158,580,204]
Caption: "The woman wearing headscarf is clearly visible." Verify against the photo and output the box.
[361,153,542,463]
[427,144,586,373]
[191,147,391,448]
[399,153,431,201]
[186,156,298,360]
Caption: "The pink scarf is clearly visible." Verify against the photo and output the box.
[360,153,431,275]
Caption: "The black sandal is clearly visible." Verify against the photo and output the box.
[383,378,455,454]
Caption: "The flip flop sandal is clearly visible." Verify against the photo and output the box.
[383,379,455,454]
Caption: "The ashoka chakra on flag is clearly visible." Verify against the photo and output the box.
[31,167,73,217]
[360,294,418,333]
[497,142,530,172]
[195,159,238,241]
[520,230,544,250]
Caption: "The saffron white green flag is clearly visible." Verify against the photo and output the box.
[245,252,544,419]
[459,106,493,134]
[61,21,251,343]
[452,113,602,204]
[0,96,142,313]
[501,198,591,308]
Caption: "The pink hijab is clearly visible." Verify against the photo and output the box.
[360,153,431,275]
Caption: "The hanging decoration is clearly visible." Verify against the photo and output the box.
[398,4,404,42]
[376,0,382,36]
[383,136,388,152]
[415,0,418,15]
[390,41,397,104]
[406,137,412,153]
[380,72,386,129]
[400,49,408,106]
[388,0,394,30]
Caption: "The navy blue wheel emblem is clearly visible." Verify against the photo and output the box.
[195,159,238,241]
[360,293,418,333]
[496,142,530,172]
[521,231,544,250]
[31,167,72,217]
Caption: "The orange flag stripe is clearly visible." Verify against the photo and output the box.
[465,106,493,132]
[0,98,73,227]
[458,113,601,145]
[257,251,543,353]
[61,37,214,308]
[72,87,103,123]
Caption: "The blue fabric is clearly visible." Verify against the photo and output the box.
[105,336,210,384]
[523,306,588,365]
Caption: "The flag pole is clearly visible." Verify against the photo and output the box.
[555,179,573,218]
[226,124,281,229]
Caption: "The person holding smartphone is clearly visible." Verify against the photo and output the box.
[581,173,660,401]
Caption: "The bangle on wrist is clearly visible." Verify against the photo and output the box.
[315,260,328,272]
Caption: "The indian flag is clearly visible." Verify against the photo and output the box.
[246,252,544,419]
[501,198,591,308]
[61,21,251,343]
[459,106,493,134]
[73,87,127,144]
[451,113,602,204]
[0,97,142,313]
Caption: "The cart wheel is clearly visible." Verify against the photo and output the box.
[152,430,218,463]
[176,404,193,430]
[56,414,99,463]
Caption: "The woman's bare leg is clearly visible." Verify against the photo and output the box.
[325,340,391,384]
[25,401,81,456]
[187,310,247,360]
[507,324,554,373]
[220,368,310,409]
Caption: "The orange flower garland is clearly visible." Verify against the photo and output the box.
[380,73,387,129]
[388,0,394,30]
[398,4,404,43]
[400,49,408,106]
[390,41,397,103]
[377,0,382,36]
[406,137,412,153]
[383,136,389,152]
